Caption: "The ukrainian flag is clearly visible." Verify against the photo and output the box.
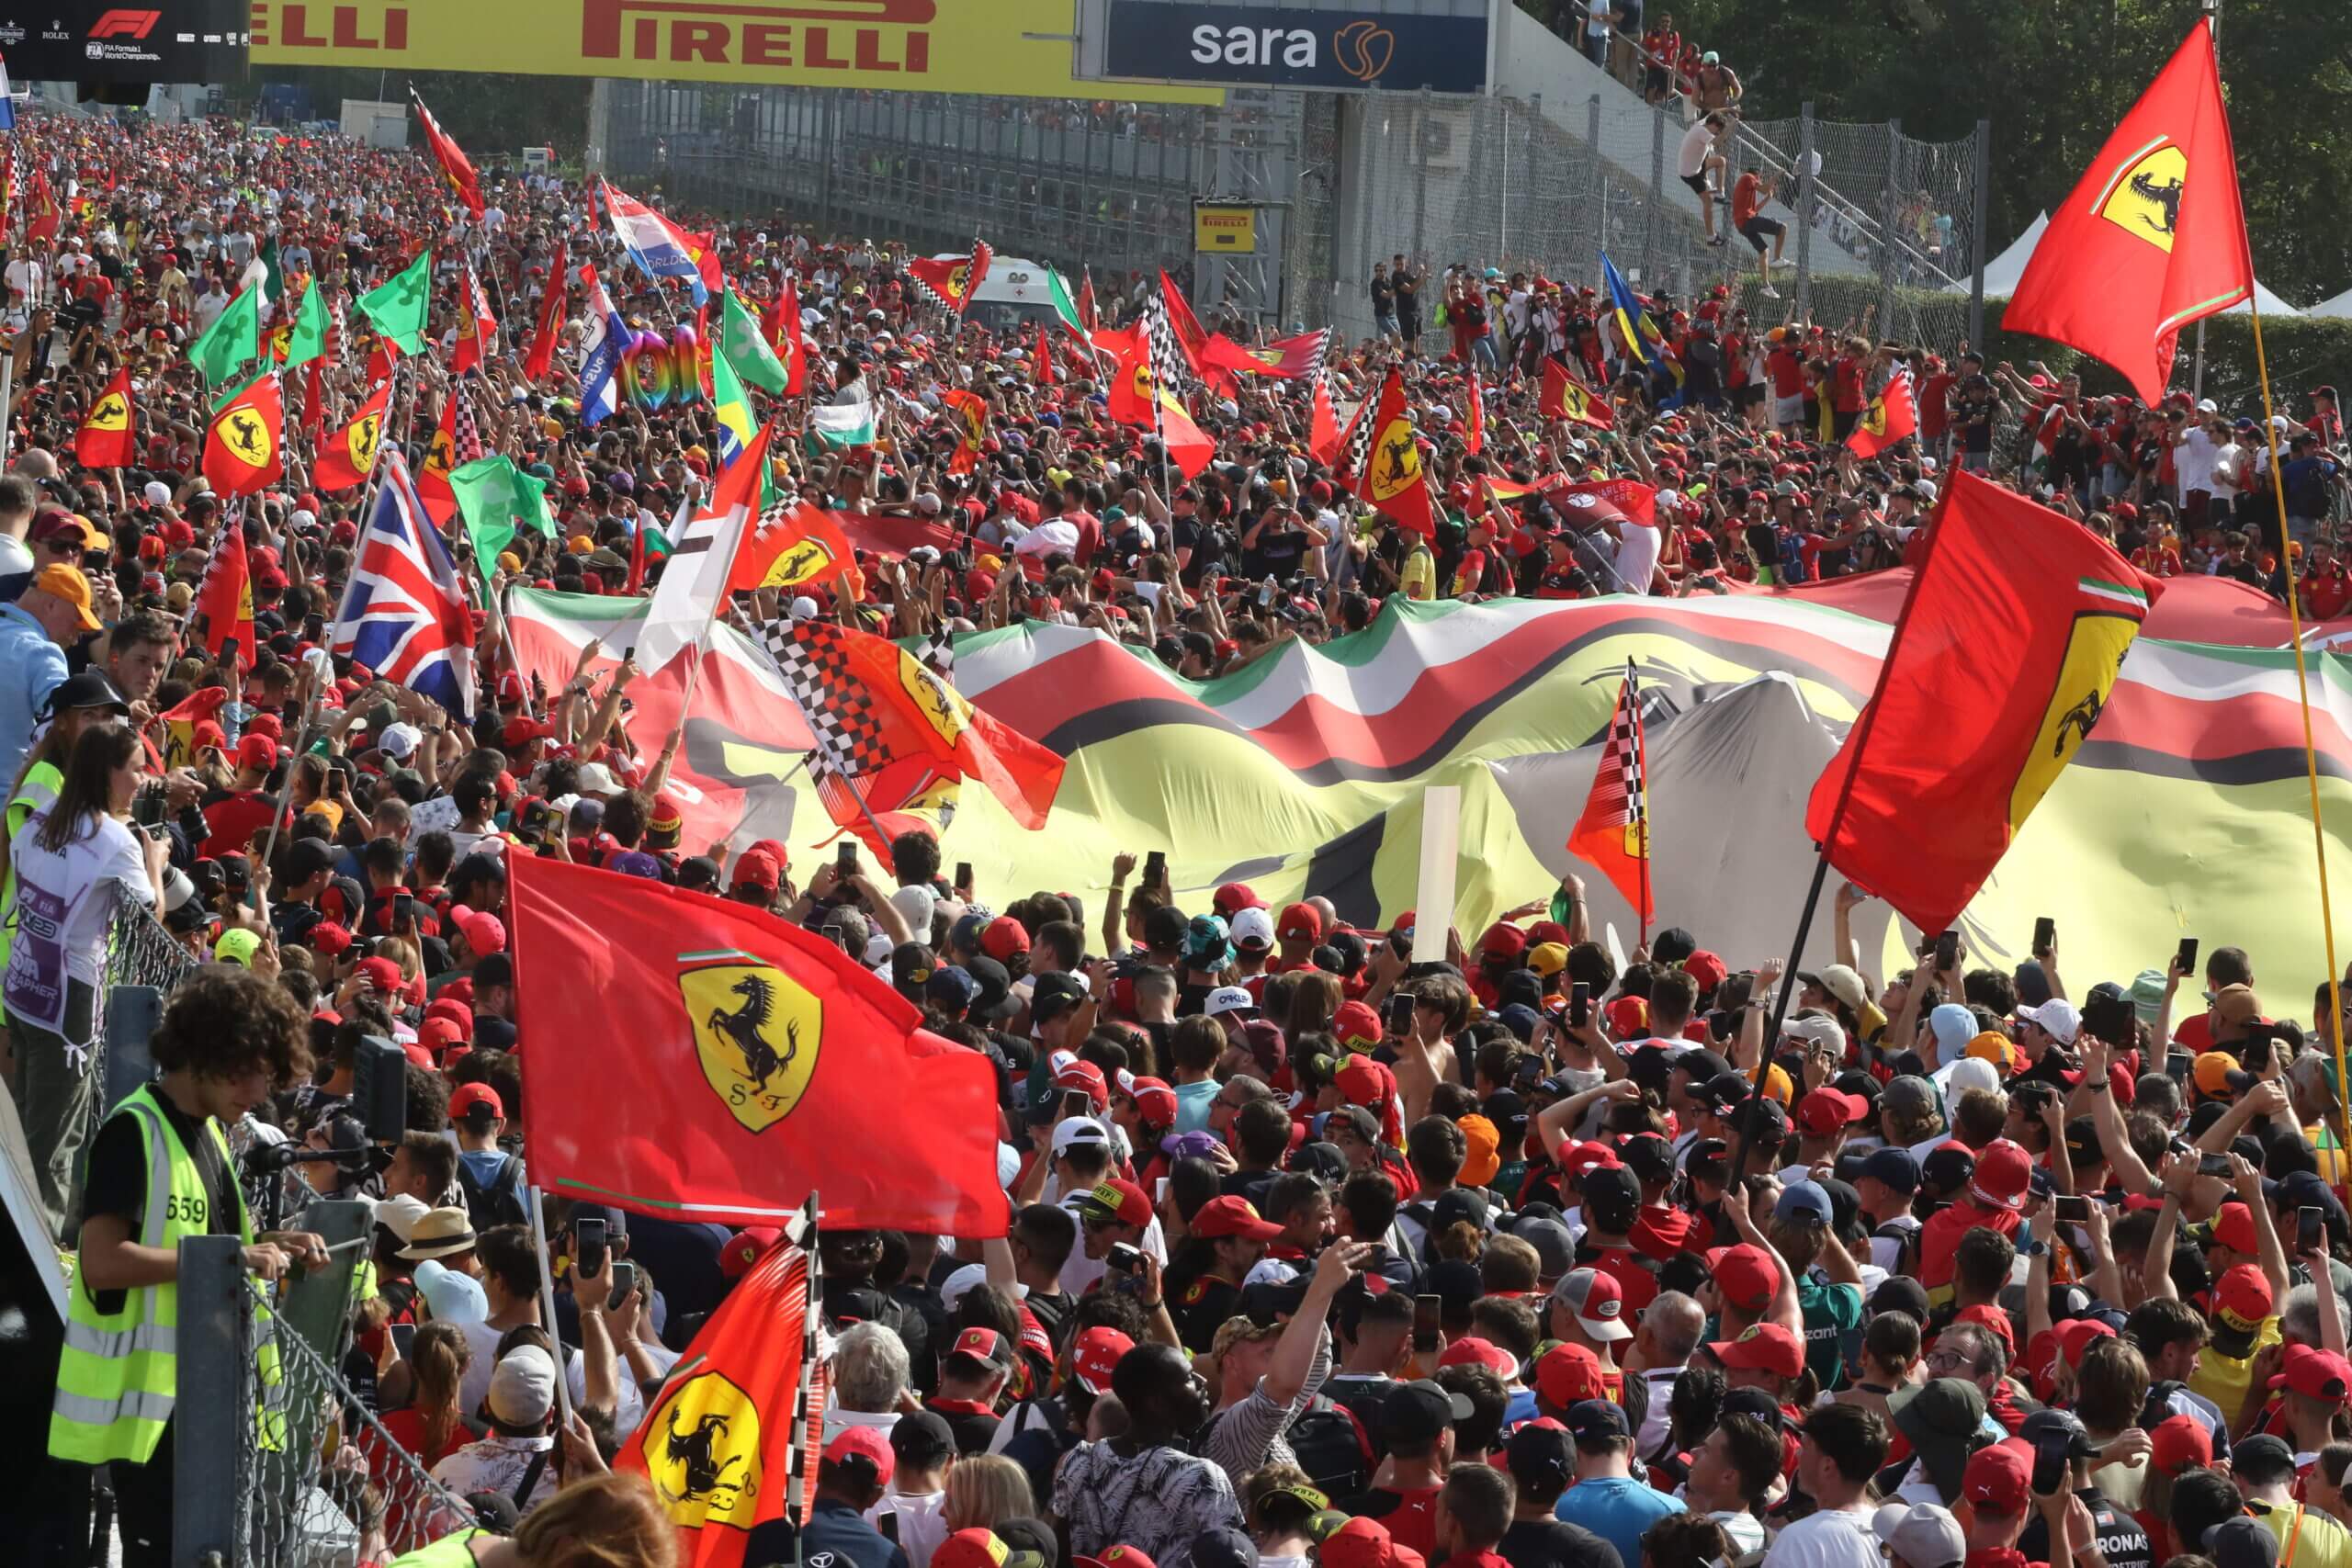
[1600,254,1681,382]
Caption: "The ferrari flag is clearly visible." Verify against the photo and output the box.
[2002,25,2250,405]
[202,373,284,498]
[511,854,1010,1235]
[1804,470,2161,935]
[1355,367,1437,538]
[1541,360,1615,430]
[75,367,134,468]
[314,381,391,491]
[1568,666,1652,936]
[1847,367,1917,457]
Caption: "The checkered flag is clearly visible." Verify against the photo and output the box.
[912,628,956,683]
[452,380,484,465]
[1566,660,1654,931]
[1336,384,1377,488]
[753,614,886,783]
[1142,288,1194,396]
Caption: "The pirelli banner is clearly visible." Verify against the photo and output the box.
[249,0,1219,101]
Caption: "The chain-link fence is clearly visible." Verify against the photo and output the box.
[172,1213,474,1567]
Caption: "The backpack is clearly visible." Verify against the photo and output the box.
[456,1150,530,1231]
[1285,1397,1373,1498]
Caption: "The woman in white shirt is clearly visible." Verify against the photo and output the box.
[5,721,165,1242]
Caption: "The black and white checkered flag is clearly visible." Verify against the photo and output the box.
[1142,289,1193,396]
[754,615,864,782]
[912,629,956,683]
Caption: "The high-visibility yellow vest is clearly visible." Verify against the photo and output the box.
[0,756,62,979]
[384,1527,486,1565]
[49,1084,265,1464]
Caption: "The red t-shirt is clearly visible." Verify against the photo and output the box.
[1833,357,1867,413]
[199,790,284,858]
[1731,173,1764,231]
[1768,347,1804,398]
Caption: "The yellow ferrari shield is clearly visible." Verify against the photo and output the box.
[899,653,970,749]
[1369,416,1421,502]
[347,412,382,472]
[424,425,455,479]
[679,954,822,1134]
[641,1369,764,1530]
[87,393,128,432]
[760,536,838,590]
[220,408,275,470]
[2096,141,2185,254]
[2007,610,2142,833]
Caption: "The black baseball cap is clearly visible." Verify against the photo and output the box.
[890,1409,956,1462]
[965,955,1017,1020]
[1031,972,1089,1021]
[40,671,129,720]
[1379,1379,1474,1447]
[1565,1398,1630,1445]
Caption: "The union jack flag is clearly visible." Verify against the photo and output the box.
[331,450,477,718]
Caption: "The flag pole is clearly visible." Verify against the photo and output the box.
[1727,482,1959,1183]
[526,1184,577,1437]
[786,1190,821,1557]
[1628,657,1651,952]
[2245,254,2348,1156]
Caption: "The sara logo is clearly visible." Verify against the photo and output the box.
[2007,580,2148,832]
[220,407,276,470]
[2095,139,2185,254]
[680,950,821,1133]
[1332,19,1393,82]
[87,393,128,432]
[1369,417,1421,502]
[641,1368,763,1529]
[899,651,969,748]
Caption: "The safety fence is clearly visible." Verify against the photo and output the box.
[172,1205,474,1567]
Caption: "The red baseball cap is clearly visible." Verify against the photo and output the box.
[1560,1142,1623,1180]
[823,1426,896,1486]
[1277,902,1323,943]
[2149,1413,2212,1474]
[1968,1139,2033,1210]
[1053,1057,1109,1110]
[1478,921,1528,958]
[933,1529,1046,1568]
[1706,1243,1778,1314]
[1606,997,1649,1037]
[947,1326,1009,1369]
[2052,1317,2115,1366]
[2214,1263,2277,1335]
[1213,882,1265,916]
[1190,1195,1283,1242]
[2271,1343,2352,1403]
[308,920,354,957]
[981,916,1031,960]
[1076,1179,1153,1229]
[1683,950,1728,992]
[1534,1341,1606,1405]
[1963,1441,2032,1516]
[418,1017,465,1056]
[1796,1088,1870,1138]
[1438,1337,1518,1378]
[732,850,781,892]
[356,956,402,998]
[1334,1000,1383,1052]
[1118,1073,1179,1127]
[460,910,507,956]
[1070,1325,1135,1395]
[235,732,277,771]
[2211,1201,2259,1255]
[1318,1517,1428,1568]
[448,1083,503,1121]
[1708,1322,1804,1380]
[719,1225,785,1280]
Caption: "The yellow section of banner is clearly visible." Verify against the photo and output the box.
[250,0,1220,102]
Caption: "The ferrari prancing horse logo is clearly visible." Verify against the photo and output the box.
[680,952,823,1134]
[2096,140,2185,254]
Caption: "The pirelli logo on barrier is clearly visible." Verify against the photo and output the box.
[248,0,1221,100]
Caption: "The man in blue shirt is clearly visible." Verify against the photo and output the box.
[744,1426,911,1568]
[0,562,92,785]
[1553,1399,1685,1568]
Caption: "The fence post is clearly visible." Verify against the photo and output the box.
[100,983,161,1119]
[1880,118,1902,341]
[1412,89,1430,278]
[1795,104,1815,324]
[173,1235,250,1567]
[1970,118,1991,352]
[1645,102,1666,281]
[1587,95,1603,284]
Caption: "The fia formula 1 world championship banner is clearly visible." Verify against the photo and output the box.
[249,0,1217,100]
[0,1,248,83]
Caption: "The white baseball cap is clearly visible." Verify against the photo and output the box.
[1205,986,1258,1017]
[2016,998,2083,1046]
[1051,1116,1112,1156]
[1230,907,1276,951]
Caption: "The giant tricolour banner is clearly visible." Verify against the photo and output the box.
[510,582,2352,1008]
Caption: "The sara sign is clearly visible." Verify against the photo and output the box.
[248,0,1216,101]
[1102,2,1489,94]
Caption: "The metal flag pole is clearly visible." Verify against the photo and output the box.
[1627,657,1652,953]
[786,1190,822,1563]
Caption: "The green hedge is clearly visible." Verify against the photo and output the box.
[1758,273,2352,414]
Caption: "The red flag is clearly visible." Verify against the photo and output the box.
[1035,320,1055,390]
[1357,367,1437,537]
[942,388,988,476]
[158,686,229,769]
[193,513,254,659]
[1077,271,1099,332]
[314,380,391,491]
[1567,668,1652,938]
[510,853,1010,1234]
[2002,25,2249,405]
[1156,396,1216,482]
[1847,367,1918,457]
[416,391,460,525]
[729,502,855,594]
[1200,330,1329,381]
[1309,372,1343,466]
[524,245,569,386]
[1465,376,1486,457]
[617,1239,825,1566]
[763,273,808,397]
[448,265,499,376]
[1540,359,1616,430]
[1104,326,1155,426]
[201,373,284,498]
[413,94,484,219]
[75,367,134,468]
[908,243,990,315]
[1804,471,2162,935]
[1543,477,1657,527]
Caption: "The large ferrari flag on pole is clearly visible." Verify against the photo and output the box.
[1568,663,1652,939]
[1804,471,2162,935]
[510,855,1010,1235]
[2002,25,2250,405]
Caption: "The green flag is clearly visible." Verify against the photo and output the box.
[451,456,552,568]
[357,250,433,356]
[1045,267,1084,334]
[187,285,262,387]
[720,288,789,396]
[260,236,283,305]
[281,281,328,370]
